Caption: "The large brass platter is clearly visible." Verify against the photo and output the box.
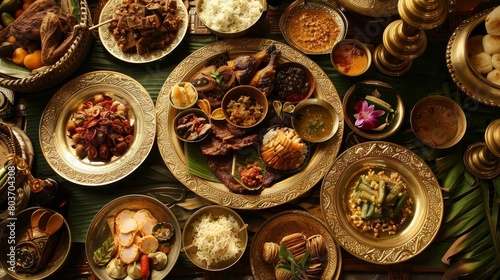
[39,71,156,186]
[98,0,189,63]
[155,38,344,209]
[320,141,443,264]
[447,7,500,107]
[249,210,341,280]
[336,0,398,18]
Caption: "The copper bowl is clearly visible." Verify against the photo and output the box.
[222,85,268,129]
[331,39,372,77]
[272,62,316,103]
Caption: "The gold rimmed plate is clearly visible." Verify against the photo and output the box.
[447,7,500,107]
[249,210,341,280]
[155,38,344,209]
[98,0,189,63]
[39,71,156,186]
[335,0,398,18]
[320,141,443,264]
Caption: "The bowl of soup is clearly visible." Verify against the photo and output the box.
[291,98,339,143]
[331,39,372,76]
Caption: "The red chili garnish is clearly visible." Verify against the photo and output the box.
[123,135,134,143]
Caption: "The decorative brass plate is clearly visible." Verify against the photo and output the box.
[85,195,181,280]
[250,210,341,280]
[39,71,156,186]
[98,0,189,63]
[336,0,399,18]
[321,141,443,264]
[447,7,500,107]
[156,38,344,209]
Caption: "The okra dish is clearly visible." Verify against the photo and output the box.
[348,169,414,238]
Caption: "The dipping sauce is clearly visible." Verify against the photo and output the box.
[293,104,335,142]
[332,42,369,76]
[412,104,459,147]
[287,9,341,53]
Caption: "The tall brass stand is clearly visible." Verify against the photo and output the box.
[464,120,500,179]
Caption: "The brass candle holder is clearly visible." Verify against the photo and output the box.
[373,0,448,76]
[464,119,500,179]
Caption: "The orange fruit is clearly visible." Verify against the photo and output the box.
[23,50,44,70]
[11,47,28,66]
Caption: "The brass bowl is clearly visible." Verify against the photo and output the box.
[320,141,443,264]
[173,108,212,142]
[291,98,340,143]
[331,39,372,77]
[410,95,467,149]
[195,0,265,38]
[280,0,347,55]
[221,85,269,129]
[85,195,181,280]
[272,62,316,103]
[169,82,199,110]
[0,207,71,280]
[182,205,248,271]
[447,7,500,107]
[343,80,404,140]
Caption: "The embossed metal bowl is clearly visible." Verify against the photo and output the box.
[39,71,156,186]
[320,141,443,264]
[280,0,347,55]
[447,7,500,106]
[0,207,71,280]
[182,205,248,271]
[410,95,467,149]
[85,195,181,280]
[250,210,341,280]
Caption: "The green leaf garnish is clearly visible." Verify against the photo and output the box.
[92,236,115,266]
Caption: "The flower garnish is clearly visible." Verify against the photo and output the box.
[353,100,386,130]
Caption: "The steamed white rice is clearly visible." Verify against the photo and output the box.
[198,0,263,33]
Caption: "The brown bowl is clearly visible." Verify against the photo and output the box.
[291,98,339,143]
[410,95,467,149]
[331,39,372,76]
[272,62,316,103]
[222,85,268,128]
[182,205,248,271]
[174,108,212,142]
[195,0,264,38]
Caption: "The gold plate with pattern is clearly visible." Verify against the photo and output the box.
[447,7,500,107]
[249,210,341,280]
[321,141,443,264]
[39,71,156,186]
[155,38,344,209]
[98,0,189,63]
[336,0,398,17]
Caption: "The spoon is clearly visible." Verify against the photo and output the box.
[45,213,64,237]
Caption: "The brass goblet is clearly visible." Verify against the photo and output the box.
[463,119,500,179]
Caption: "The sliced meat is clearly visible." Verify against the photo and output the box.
[207,156,245,193]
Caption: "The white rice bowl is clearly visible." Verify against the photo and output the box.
[198,0,263,33]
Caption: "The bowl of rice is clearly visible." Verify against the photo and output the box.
[196,0,265,38]
[182,205,248,271]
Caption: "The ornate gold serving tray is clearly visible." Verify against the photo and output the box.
[321,141,443,264]
[39,71,156,186]
[336,0,398,17]
[156,38,344,209]
[447,7,500,107]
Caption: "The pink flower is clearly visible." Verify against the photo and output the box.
[353,100,385,130]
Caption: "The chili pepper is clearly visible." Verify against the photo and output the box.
[140,254,150,280]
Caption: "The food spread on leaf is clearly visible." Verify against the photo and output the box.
[66,93,135,161]
[92,208,172,279]
[348,169,413,238]
[262,232,327,279]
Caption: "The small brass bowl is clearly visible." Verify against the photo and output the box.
[291,98,339,143]
[410,95,467,149]
[272,62,316,103]
[0,207,71,280]
[169,82,199,110]
[343,80,404,140]
[195,0,264,38]
[174,108,212,142]
[222,85,268,129]
[182,205,248,271]
[331,39,372,77]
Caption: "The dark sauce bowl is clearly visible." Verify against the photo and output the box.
[272,62,316,104]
